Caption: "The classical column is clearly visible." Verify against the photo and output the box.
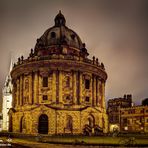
[38,73,41,104]
[73,71,77,104]
[59,71,63,103]
[79,72,83,104]
[97,79,101,106]
[52,71,56,103]
[93,75,96,107]
[16,78,20,106]
[34,72,38,104]
[102,81,106,109]
[29,73,33,104]
[20,75,23,106]
[96,77,98,106]
[56,70,59,104]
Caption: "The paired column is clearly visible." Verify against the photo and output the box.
[20,75,23,106]
[96,77,98,106]
[102,81,106,109]
[97,79,101,106]
[29,74,33,104]
[73,71,77,104]
[59,71,63,103]
[52,71,56,103]
[34,72,39,104]
[92,75,96,106]
[16,78,20,106]
[79,72,83,104]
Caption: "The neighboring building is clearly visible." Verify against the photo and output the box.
[142,98,148,106]
[107,94,132,132]
[120,105,148,133]
[9,11,108,135]
[2,64,13,131]
[0,113,3,131]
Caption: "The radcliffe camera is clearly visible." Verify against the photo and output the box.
[0,1,148,148]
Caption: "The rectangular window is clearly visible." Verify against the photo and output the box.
[141,109,144,113]
[123,118,127,124]
[42,77,48,87]
[85,96,90,102]
[43,95,48,100]
[85,79,90,89]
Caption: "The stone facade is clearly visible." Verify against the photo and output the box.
[107,94,132,132]
[120,106,148,133]
[9,11,108,135]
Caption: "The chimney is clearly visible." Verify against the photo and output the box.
[123,94,126,99]
[127,94,132,100]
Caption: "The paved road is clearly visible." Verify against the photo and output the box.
[11,143,141,148]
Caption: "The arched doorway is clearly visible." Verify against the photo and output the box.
[9,115,13,132]
[87,115,95,128]
[38,114,48,134]
[65,115,73,133]
[83,115,95,136]
[20,116,26,133]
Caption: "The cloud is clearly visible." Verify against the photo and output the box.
[0,0,148,107]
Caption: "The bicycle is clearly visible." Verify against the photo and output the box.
[119,137,137,146]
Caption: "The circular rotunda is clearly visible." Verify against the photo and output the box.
[9,11,108,135]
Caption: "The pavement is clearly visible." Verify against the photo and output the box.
[0,136,148,148]
[0,138,119,148]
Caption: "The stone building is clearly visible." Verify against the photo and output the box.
[107,94,132,132]
[9,11,108,135]
[120,105,148,133]
[2,62,13,131]
[0,113,3,131]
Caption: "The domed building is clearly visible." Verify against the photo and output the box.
[9,11,108,135]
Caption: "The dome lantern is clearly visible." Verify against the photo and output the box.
[54,10,66,26]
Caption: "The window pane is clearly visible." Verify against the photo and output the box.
[85,79,90,89]
[43,95,48,100]
[43,77,48,87]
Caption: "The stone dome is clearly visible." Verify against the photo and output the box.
[35,11,83,50]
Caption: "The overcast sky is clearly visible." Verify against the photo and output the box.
[0,0,148,107]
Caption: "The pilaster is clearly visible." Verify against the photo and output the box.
[59,71,63,103]
[79,72,83,104]
[52,71,56,103]
[34,72,38,104]
[16,78,20,106]
[73,71,77,104]
[102,81,106,110]
[96,77,98,106]
[93,75,96,107]
[29,73,33,104]
[20,75,23,106]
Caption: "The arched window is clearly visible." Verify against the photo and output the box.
[71,34,75,40]
[66,115,73,130]
[51,32,56,38]
[42,77,48,87]
[87,115,95,128]
[20,116,26,133]
[85,79,90,89]
[25,79,29,91]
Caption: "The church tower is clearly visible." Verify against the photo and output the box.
[2,61,13,131]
